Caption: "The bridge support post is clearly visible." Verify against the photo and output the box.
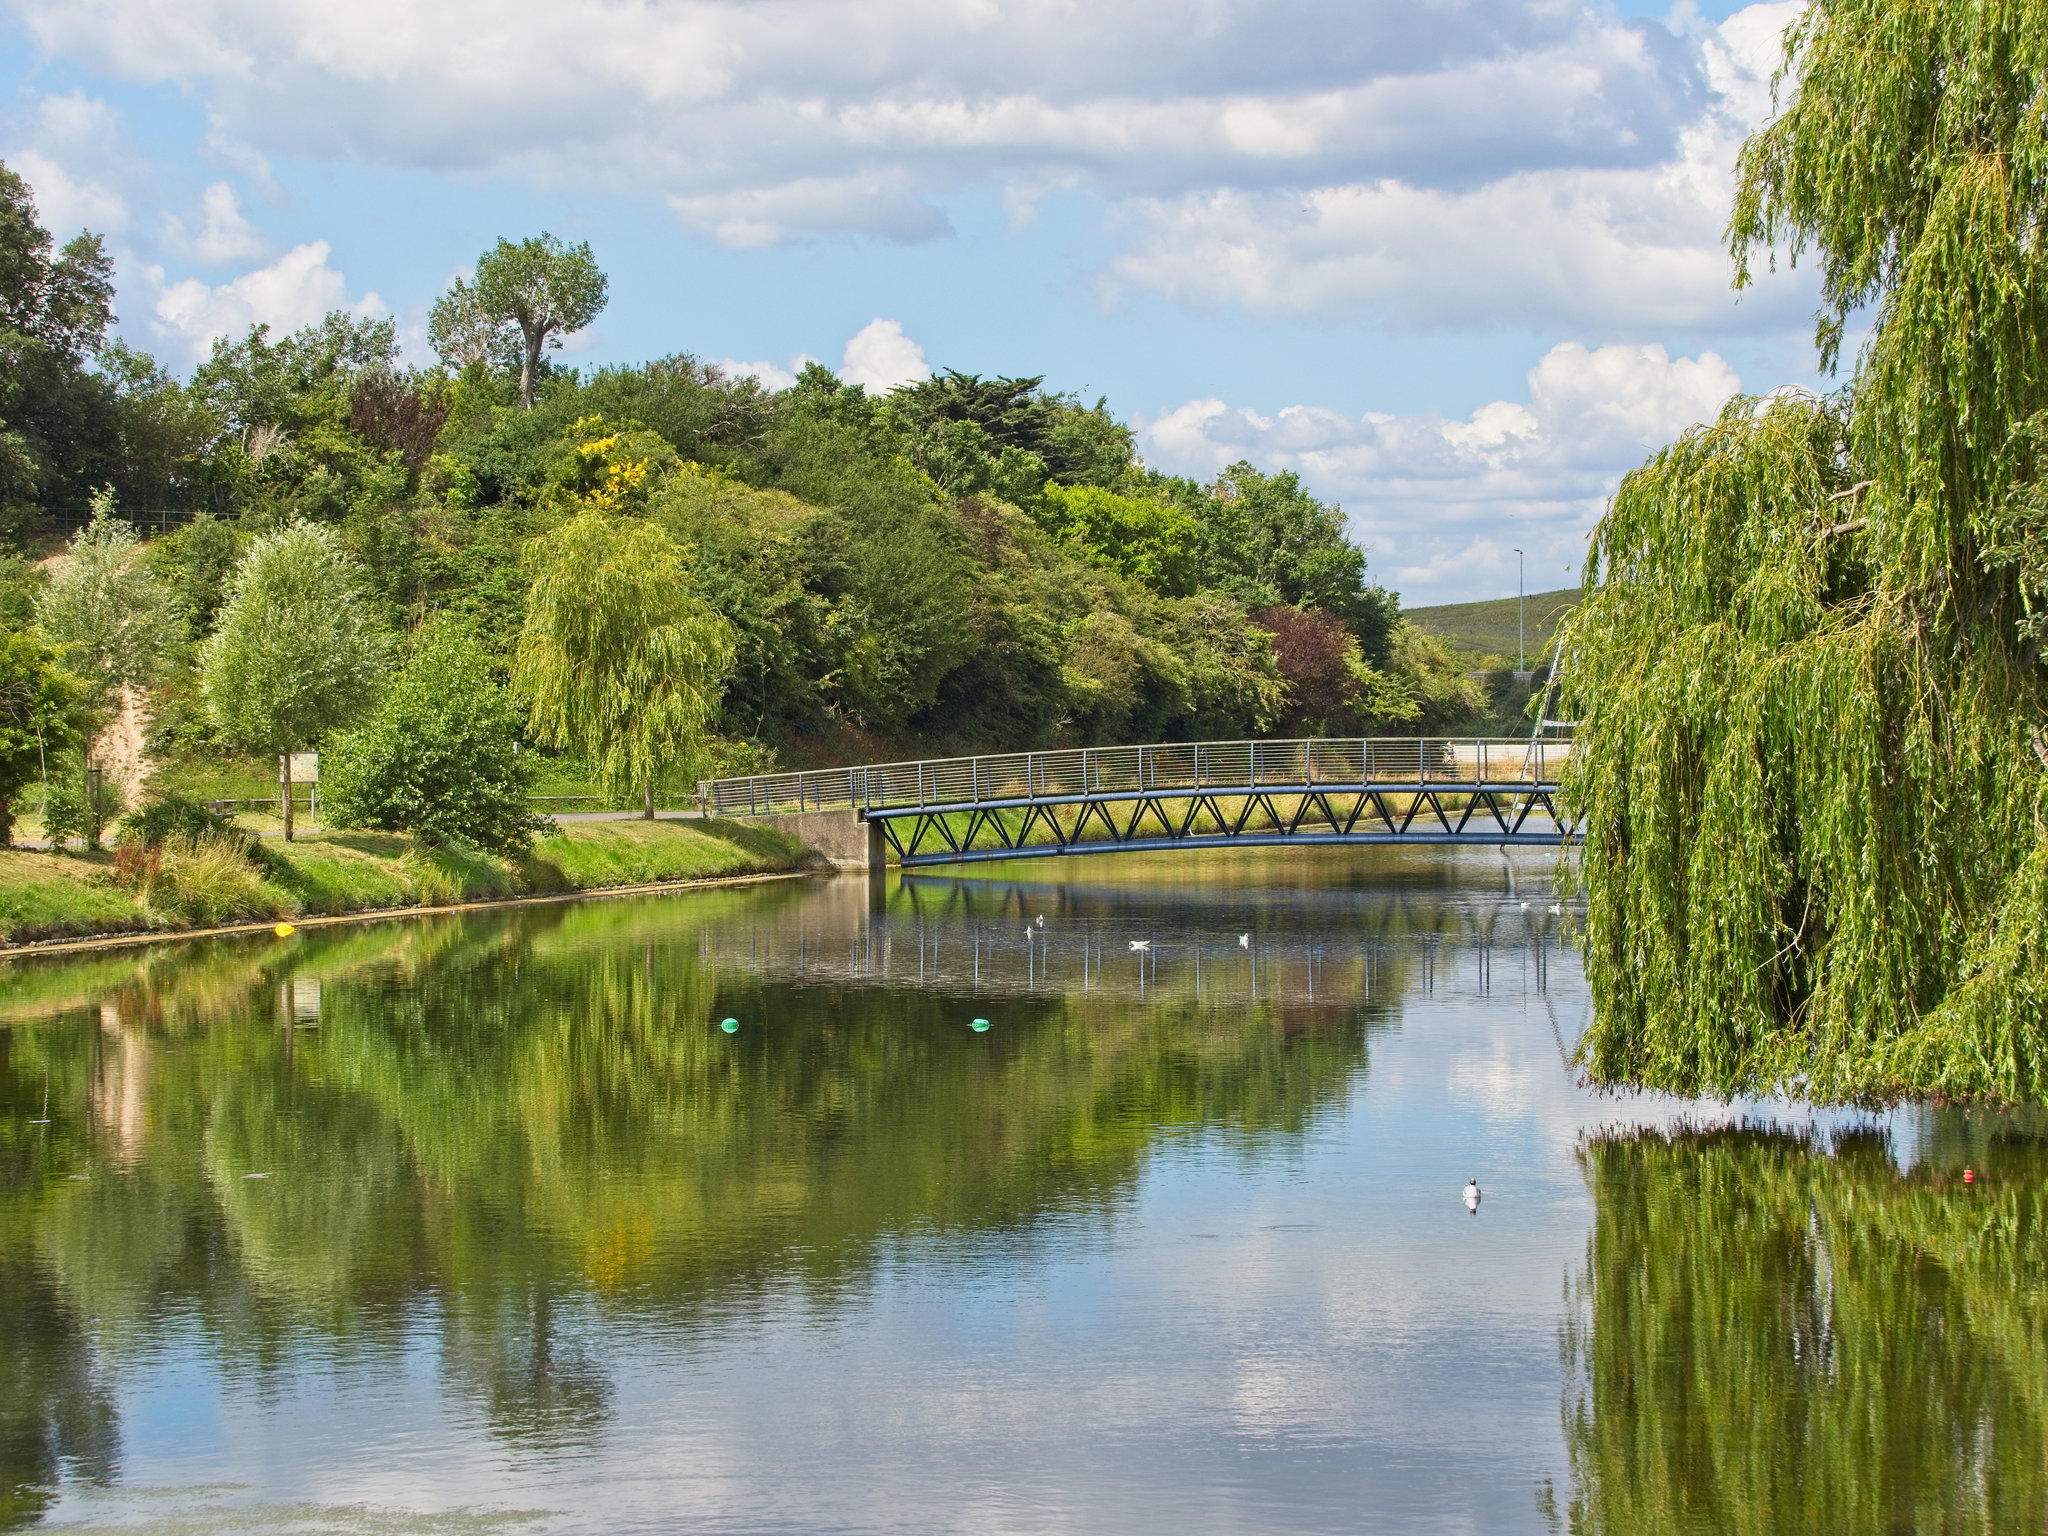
[865,814,887,913]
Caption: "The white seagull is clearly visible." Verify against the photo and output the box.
[1129,940,1150,951]
[1238,933,1251,947]
[1464,1178,1482,1211]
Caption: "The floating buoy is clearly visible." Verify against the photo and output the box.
[1964,1167,1975,1184]
[273,922,296,937]
[720,1018,739,1034]
[971,1018,990,1033]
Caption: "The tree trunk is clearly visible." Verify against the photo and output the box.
[282,752,295,842]
[643,778,655,820]
[519,323,543,409]
[0,794,12,848]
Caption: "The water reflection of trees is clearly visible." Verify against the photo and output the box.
[0,885,1392,1518]
[1564,1121,2048,1535]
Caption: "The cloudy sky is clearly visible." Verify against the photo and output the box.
[0,0,1819,605]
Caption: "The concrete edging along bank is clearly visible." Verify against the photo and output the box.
[0,866,820,961]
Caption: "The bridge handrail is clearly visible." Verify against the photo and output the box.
[699,736,1571,818]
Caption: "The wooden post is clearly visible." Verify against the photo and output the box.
[280,753,295,841]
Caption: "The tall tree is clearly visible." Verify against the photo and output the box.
[33,489,181,714]
[514,509,733,817]
[1189,463,1397,662]
[462,235,608,409]
[426,275,517,376]
[198,521,391,840]
[1566,0,2048,1101]
[0,159,117,538]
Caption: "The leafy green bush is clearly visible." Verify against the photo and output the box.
[40,757,122,850]
[323,618,548,853]
[119,792,235,849]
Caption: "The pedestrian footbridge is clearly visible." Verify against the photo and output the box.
[700,736,1572,870]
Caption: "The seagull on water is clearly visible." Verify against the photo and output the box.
[1129,940,1150,951]
[1239,933,1251,948]
[1036,915,1044,927]
[1464,1178,1482,1211]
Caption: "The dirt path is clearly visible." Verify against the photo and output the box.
[96,686,152,809]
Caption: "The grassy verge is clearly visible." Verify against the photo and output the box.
[520,818,807,892]
[1404,586,1580,665]
[0,818,809,945]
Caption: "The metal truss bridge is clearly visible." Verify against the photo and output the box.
[701,736,1572,869]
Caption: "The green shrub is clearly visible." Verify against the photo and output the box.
[119,792,235,849]
[40,759,123,851]
[324,618,548,853]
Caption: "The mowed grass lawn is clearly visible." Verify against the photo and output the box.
[0,817,809,945]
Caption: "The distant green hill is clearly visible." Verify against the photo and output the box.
[1404,587,1579,665]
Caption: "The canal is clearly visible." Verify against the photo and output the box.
[1,848,2042,1533]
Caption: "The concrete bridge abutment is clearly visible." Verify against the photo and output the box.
[732,806,888,875]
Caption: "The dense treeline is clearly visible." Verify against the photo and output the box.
[0,166,1477,826]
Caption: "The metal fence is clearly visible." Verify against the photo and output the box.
[700,737,1570,818]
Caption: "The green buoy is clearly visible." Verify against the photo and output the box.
[971,1018,990,1033]
[720,1018,739,1034]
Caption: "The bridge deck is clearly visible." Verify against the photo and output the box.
[701,736,1572,867]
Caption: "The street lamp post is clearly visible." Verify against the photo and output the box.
[1513,548,1524,672]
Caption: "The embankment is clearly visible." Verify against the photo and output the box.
[0,818,811,948]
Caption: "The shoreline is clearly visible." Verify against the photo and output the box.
[0,865,825,962]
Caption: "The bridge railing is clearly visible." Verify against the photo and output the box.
[700,736,1569,818]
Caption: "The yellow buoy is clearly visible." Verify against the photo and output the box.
[274,922,296,937]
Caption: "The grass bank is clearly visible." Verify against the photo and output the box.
[1405,587,1579,665]
[0,818,809,946]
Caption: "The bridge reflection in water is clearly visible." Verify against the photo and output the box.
[693,856,1572,1010]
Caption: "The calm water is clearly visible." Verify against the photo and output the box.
[1,849,2042,1535]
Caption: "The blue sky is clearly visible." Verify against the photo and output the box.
[0,0,1821,605]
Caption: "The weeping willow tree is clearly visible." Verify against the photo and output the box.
[514,508,735,817]
[1568,0,2048,1101]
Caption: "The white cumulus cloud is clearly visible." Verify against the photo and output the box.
[1140,341,1743,606]
[161,181,268,265]
[712,353,821,391]
[839,319,930,394]
[143,241,385,363]
[5,0,1815,335]
[1104,2,1809,329]
[2,90,138,239]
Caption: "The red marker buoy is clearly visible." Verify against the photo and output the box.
[1963,1168,1975,1184]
